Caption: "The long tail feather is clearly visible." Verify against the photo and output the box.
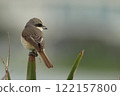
[39,50,53,68]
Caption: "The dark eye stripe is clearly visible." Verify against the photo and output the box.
[35,24,42,27]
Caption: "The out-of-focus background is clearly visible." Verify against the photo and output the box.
[0,0,120,79]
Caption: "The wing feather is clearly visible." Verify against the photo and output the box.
[22,25,45,51]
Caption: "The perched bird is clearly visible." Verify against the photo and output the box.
[21,18,53,68]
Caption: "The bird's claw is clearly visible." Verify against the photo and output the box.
[29,50,38,57]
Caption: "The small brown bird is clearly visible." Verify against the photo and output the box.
[21,18,53,68]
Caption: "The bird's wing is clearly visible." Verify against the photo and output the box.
[22,25,45,51]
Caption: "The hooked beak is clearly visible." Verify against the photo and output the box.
[42,25,47,30]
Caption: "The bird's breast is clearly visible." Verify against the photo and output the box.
[21,37,35,50]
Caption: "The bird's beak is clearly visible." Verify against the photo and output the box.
[42,25,47,30]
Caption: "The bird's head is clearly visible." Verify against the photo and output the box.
[26,18,47,31]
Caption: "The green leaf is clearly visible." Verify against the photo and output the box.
[67,50,84,80]
[26,54,36,80]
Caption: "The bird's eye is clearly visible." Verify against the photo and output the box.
[35,24,42,27]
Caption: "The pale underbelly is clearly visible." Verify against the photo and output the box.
[21,37,35,50]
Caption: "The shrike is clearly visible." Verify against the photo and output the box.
[21,18,53,68]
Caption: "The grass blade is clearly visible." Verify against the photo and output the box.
[1,57,5,65]
[7,71,11,80]
[5,32,11,80]
[67,50,84,80]
[5,70,11,80]
[26,54,36,80]
[1,32,11,80]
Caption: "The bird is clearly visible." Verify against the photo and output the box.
[21,18,53,68]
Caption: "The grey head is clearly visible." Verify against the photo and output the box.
[25,18,47,30]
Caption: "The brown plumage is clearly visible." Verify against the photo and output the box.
[21,18,53,68]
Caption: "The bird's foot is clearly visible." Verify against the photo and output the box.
[29,50,38,57]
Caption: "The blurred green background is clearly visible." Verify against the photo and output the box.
[0,0,120,79]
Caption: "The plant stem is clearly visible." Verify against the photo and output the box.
[5,70,11,80]
[26,53,36,80]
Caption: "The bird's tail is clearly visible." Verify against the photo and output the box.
[39,50,53,68]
